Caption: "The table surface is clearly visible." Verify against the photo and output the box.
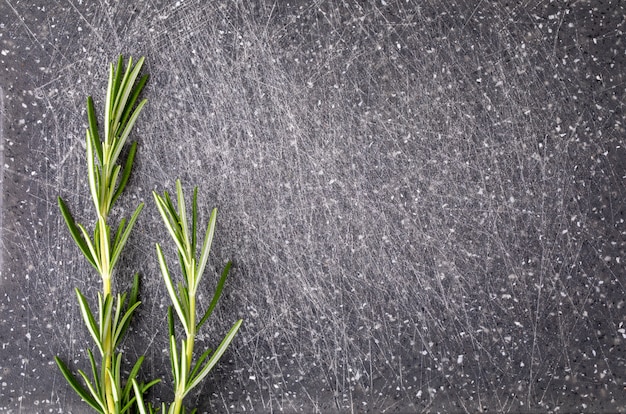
[1,1,625,412]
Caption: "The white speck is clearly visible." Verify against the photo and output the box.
[457,355,464,364]
[1,50,8,56]
[249,375,256,381]
[514,321,523,328]
[25,332,31,340]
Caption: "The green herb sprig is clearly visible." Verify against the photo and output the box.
[55,55,158,413]
[57,56,241,413]
[133,180,242,414]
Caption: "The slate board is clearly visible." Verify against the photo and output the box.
[1,1,625,412]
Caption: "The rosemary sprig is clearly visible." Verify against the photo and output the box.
[56,55,158,413]
[135,180,242,414]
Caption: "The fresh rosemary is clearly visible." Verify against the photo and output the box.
[55,55,157,413]
[133,180,242,414]
[56,56,242,414]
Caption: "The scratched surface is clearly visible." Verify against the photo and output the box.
[1,1,625,412]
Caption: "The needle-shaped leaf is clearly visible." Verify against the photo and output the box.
[197,261,232,331]
[106,164,122,211]
[131,379,148,414]
[189,347,213,382]
[154,192,186,256]
[117,273,141,342]
[122,355,144,402]
[120,398,137,414]
[112,56,143,130]
[111,55,124,114]
[55,356,105,413]
[119,74,149,131]
[114,353,123,401]
[77,368,108,413]
[86,130,100,214]
[195,208,217,287]
[180,338,188,387]
[76,222,102,274]
[111,140,138,206]
[162,191,178,220]
[110,202,144,270]
[191,186,198,256]
[58,197,98,270]
[170,335,180,386]
[177,282,190,328]
[75,289,103,354]
[126,377,161,414]
[113,300,141,347]
[175,180,191,253]
[112,293,125,337]
[111,59,145,150]
[129,272,140,306]
[93,221,101,258]
[178,250,189,284]
[184,319,242,397]
[112,217,127,252]
[167,306,175,337]
[106,367,120,403]
[110,56,134,130]
[99,294,114,347]
[87,96,103,165]
[104,61,114,145]
[110,98,147,169]
[86,348,102,399]
[157,244,189,336]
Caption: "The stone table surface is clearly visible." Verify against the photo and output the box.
[1,1,625,412]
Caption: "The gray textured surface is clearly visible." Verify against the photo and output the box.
[1,1,625,412]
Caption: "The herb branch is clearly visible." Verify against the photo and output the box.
[133,180,242,414]
[55,55,158,413]
[56,56,242,414]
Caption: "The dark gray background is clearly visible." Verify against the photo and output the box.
[1,0,625,412]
